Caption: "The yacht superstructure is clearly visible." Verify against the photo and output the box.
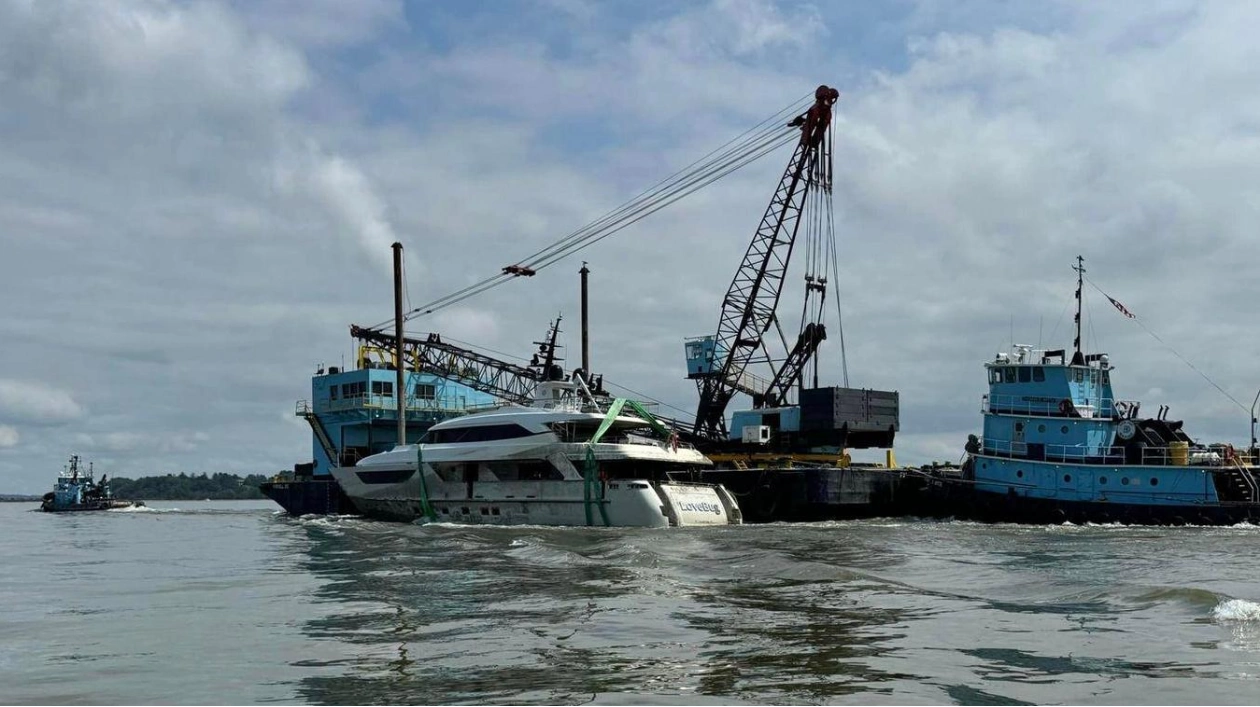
[332,379,742,527]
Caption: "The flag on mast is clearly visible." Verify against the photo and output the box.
[1107,295,1135,319]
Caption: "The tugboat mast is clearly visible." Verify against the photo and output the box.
[1072,255,1085,366]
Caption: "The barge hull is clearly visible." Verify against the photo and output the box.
[260,477,355,516]
[694,466,927,523]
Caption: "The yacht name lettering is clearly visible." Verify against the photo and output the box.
[679,501,722,515]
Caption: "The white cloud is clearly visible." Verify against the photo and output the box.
[230,0,405,48]
[0,379,85,425]
[73,432,144,453]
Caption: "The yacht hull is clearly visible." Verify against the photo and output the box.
[331,466,740,527]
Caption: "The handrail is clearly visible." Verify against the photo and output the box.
[983,393,1141,419]
[1232,456,1259,503]
[311,394,477,415]
[980,437,1242,467]
[982,439,1125,463]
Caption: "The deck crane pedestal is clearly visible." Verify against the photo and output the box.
[684,84,899,464]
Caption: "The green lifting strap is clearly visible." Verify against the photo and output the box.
[416,444,438,523]
[584,397,672,527]
[588,398,627,444]
[588,397,674,444]
[582,445,610,527]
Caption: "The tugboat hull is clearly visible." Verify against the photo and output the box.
[926,476,1260,526]
[40,498,141,513]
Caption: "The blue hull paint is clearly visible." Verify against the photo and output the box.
[973,455,1222,506]
[927,477,1260,526]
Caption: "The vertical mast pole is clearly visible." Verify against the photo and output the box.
[1072,255,1085,365]
[580,262,590,377]
[393,242,406,446]
[1250,387,1259,455]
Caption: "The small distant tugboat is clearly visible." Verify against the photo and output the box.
[929,258,1260,525]
[40,455,143,512]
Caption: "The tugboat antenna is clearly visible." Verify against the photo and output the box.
[1072,255,1085,366]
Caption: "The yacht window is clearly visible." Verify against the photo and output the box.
[486,461,559,481]
[427,424,536,444]
[1033,368,1045,382]
[1018,368,1031,383]
[1003,368,1016,383]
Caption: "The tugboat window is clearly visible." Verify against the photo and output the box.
[1016,470,1023,478]
[990,369,1003,384]
[1061,425,1069,434]
[1121,477,1130,485]
[1038,424,1046,433]
[1100,476,1108,484]
[1018,368,1031,383]
[1063,474,1072,483]
[1150,477,1159,486]
[415,383,436,400]
[1033,368,1045,382]
[1003,368,1017,383]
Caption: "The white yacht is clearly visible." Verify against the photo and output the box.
[331,379,742,527]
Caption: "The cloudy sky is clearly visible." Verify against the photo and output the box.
[2,0,1259,493]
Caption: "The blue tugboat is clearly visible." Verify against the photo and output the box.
[937,258,1260,525]
[40,455,142,512]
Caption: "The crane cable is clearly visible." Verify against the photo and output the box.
[366,93,815,331]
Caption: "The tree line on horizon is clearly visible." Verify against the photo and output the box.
[107,472,271,500]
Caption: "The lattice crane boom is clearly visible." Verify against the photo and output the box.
[690,85,839,439]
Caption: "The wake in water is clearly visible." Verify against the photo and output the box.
[1213,598,1260,622]
[109,505,179,513]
